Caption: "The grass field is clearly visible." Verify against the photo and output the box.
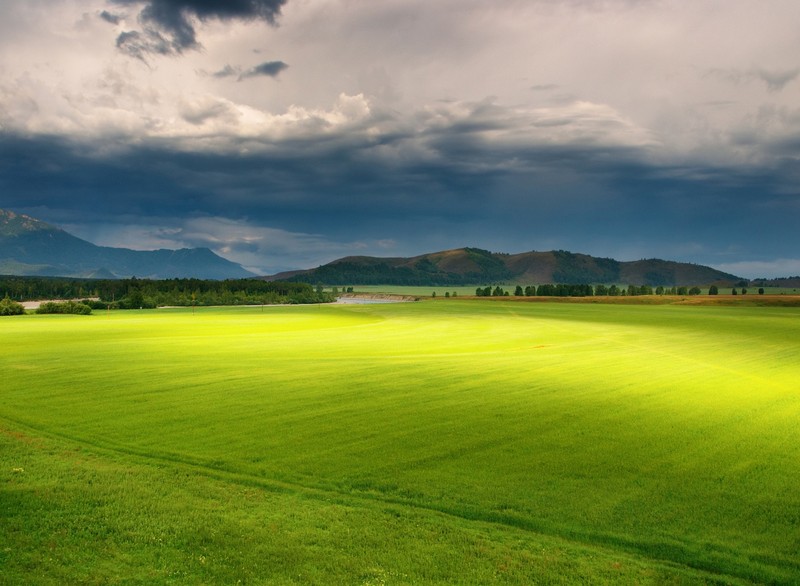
[2,300,800,584]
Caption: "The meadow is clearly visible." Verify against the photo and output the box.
[2,300,799,584]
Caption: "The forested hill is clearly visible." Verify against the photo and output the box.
[265,248,742,287]
[0,209,254,280]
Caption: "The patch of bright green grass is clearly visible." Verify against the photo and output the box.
[2,426,728,585]
[2,302,800,584]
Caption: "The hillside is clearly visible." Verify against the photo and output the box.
[268,248,741,287]
[0,209,254,279]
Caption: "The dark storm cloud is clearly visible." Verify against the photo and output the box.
[238,60,288,80]
[111,0,288,58]
[1,89,797,274]
[3,109,798,274]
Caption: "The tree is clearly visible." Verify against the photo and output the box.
[731,288,737,295]
[124,288,145,309]
[688,286,701,295]
[708,285,719,295]
[655,286,664,295]
[759,288,765,295]
[514,285,523,296]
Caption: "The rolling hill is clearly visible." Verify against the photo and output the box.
[267,247,742,287]
[0,209,254,279]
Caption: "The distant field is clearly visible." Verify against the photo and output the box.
[2,301,800,584]
[347,284,800,297]
[342,284,480,296]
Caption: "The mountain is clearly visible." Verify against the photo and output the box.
[266,247,741,287]
[0,209,254,279]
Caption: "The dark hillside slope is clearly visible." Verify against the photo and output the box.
[270,248,741,287]
[620,259,737,287]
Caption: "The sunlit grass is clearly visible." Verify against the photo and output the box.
[2,301,799,583]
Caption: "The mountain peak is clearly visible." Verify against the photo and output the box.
[0,208,254,279]
[0,209,59,237]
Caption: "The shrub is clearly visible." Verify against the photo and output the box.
[36,301,92,315]
[0,295,25,316]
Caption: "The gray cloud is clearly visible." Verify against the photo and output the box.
[705,66,800,93]
[116,29,174,60]
[755,67,800,92]
[212,64,239,78]
[111,0,288,58]
[99,10,122,25]
[238,60,288,80]
[179,97,238,125]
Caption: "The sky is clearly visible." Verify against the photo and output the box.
[1,0,799,278]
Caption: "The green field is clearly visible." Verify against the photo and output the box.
[2,301,800,584]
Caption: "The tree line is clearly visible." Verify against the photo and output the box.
[0,276,334,309]
[475,284,718,297]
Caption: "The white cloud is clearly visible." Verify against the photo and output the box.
[1,0,799,170]
[177,216,398,274]
[63,221,186,251]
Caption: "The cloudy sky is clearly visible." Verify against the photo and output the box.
[1,0,799,277]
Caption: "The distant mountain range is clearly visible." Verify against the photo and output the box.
[0,209,749,285]
[266,247,743,287]
[0,209,254,279]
